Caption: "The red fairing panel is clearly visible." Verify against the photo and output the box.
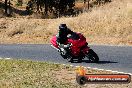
[50,36,59,48]
[68,33,88,56]
[50,33,89,56]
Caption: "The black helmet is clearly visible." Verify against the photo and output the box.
[59,24,67,30]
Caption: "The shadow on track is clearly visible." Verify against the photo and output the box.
[96,61,118,64]
[70,60,118,64]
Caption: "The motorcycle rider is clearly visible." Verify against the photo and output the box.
[56,24,73,49]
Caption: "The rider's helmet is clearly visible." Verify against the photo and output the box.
[59,24,67,30]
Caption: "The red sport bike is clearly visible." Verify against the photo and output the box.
[50,32,99,63]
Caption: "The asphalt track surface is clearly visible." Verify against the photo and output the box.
[0,44,132,74]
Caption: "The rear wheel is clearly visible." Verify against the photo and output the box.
[86,49,99,63]
[77,57,83,63]
[78,59,82,63]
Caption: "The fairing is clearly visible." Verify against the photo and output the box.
[50,33,89,57]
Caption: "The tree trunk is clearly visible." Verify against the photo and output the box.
[88,0,89,9]
[44,0,48,17]
[5,0,8,14]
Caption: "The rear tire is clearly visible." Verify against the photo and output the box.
[78,57,82,63]
[86,49,99,63]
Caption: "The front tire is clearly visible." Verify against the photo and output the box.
[60,48,73,62]
[67,55,73,62]
[86,49,99,63]
[60,53,67,59]
[60,53,73,62]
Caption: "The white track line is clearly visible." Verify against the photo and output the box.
[57,63,132,75]
[5,58,11,60]
[0,57,11,60]
[86,66,132,75]
[50,44,132,74]
[1,57,131,75]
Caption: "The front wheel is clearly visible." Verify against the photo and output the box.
[67,55,73,62]
[86,49,99,63]
[60,53,67,59]
[60,53,73,62]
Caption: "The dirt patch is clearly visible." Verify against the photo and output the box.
[0,8,5,18]
[53,67,115,83]
[0,21,7,29]
[7,29,24,37]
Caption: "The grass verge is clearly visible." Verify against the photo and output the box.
[0,59,131,88]
[0,59,78,88]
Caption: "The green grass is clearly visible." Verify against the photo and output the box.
[0,59,131,88]
[0,59,79,88]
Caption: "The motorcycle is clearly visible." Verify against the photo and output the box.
[50,32,99,63]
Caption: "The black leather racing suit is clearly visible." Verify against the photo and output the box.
[56,28,73,45]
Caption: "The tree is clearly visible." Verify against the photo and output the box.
[26,0,76,17]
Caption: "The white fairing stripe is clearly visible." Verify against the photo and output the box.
[51,45,59,51]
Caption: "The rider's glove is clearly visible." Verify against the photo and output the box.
[64,43,72,48]
[64,44,69,48]
[58,43,72,48]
